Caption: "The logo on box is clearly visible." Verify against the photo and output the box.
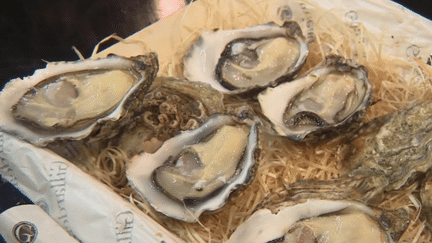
[13,221,38,243]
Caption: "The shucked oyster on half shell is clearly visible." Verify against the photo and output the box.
[226,198,410,243]
[258,55,372,141]
[227,180,411,243]
[183,21,308,96]
[126,113,260,222]
[0,53,158,146]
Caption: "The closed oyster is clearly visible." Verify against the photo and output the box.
[127,114,260,222]
[258,55,371,141]
[421,170,432,230]
[346,100,432,203]
[227,198,410,243]
[183,21,308,96]
[280,100,432,205]
[115,77,225,156]
[0,54,158,146]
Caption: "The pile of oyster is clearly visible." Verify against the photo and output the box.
[1,17,431,243]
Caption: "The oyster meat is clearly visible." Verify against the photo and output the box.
[126,114,260,222]
[0,54,158,146]
[183,21,308,96]
[258,55,371,141]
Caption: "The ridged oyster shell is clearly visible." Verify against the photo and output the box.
[0,54,158,146]
[258,55,371,141]
[115,76,225,156]
[349,100,432,194]
[421,170,432,230]
[276,100,432,229]
[183,21,308,96]
[127,113,260,222]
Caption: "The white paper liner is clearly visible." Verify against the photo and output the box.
[0,132,184,243]
[263,0,432,61]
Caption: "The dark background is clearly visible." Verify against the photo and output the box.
[1,0,160,90]
[0,0,431,89]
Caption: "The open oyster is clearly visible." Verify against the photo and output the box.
[227,198,410,243]
[127,113,260,222]
[183,21,308,96]
[258,55,371,141]
[0,54,158,146]
[228,177,411,243]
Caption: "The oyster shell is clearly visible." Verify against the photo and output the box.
[114,77,225,156]
[345,99,432,216]
[126,114,260,222]
[421,169,432,230]
[349,100,432,192]
[258,55,371,141]
[183,21,308,96]
[227,198,409,243]
[282,100,432,204]
[0,54,158,146]
[228,177,411,243]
